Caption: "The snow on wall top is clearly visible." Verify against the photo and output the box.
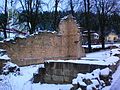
[46,48,120,66]
[46,56,118,66]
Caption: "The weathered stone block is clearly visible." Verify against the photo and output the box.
[63,76,73,83]
[51,75,64,84]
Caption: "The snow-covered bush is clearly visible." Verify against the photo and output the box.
[71,68,112,90]
[2,62,20,75]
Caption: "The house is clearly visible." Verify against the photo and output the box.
[106,32,118,43]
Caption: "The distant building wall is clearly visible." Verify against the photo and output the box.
[0,15,85,66]
[106,32,118,42]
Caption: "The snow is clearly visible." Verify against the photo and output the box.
[0,49,10,61]
[47,48,120,66]
[87,84,96,90]
[0,55,11,60]
[100,68,111,76]
[72,67,113,90]
[104,56,119,65]
[102,64,120,90]
[91,79,99,86]
[0,49,6,52]
[1,30,57,42]
[47,60,108,65]
[16,34,26,39]
[0,64,72,90]
[46,55,119,66]
[4,37,15,42]
[32,30,57,35]
[111,49,120,56]
[72,73,87,86]
[61,15,70,20]
[72,79,78,84]
[72,68,107,90]
[82,48,120,61]
[82,43,120,49]
[91,69,100,78]
[4,62,18,68]
[0,41,4,43]
[93,33,99,36]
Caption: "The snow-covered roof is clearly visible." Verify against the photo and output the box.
[93,33,99,36]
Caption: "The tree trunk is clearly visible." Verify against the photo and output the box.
[3,0,8,39]
[54,0,59,32]
[87,0,92,52]
[84,0,92,52]
[100,14,105,49]
[70,0,74,16]
[99,1,105,49]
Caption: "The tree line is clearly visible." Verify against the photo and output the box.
[0,0,120,52]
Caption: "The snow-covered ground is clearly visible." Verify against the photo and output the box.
[0,48,120,90]
[0,64,72,90]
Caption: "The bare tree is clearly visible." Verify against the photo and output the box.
[64,0,77,16]
[18,0,45,34]
[54,0,60,31]
[94,0,118,49]
[83,0,92,52]
[70,0,74,16]
[3,0,8,38]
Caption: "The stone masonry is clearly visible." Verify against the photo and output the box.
[0,15,85,66]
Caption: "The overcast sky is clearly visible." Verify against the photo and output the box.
[0,0,82,13]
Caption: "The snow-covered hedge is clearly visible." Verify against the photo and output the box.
[71,68,112,90]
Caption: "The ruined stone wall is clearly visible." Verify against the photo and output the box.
[0,33,63,66]
[42,61,117,84]
[0,15,85,66]
[59,15,85,59]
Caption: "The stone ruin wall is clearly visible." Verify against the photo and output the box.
[0,15,85,66]
[34,60,119,84]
